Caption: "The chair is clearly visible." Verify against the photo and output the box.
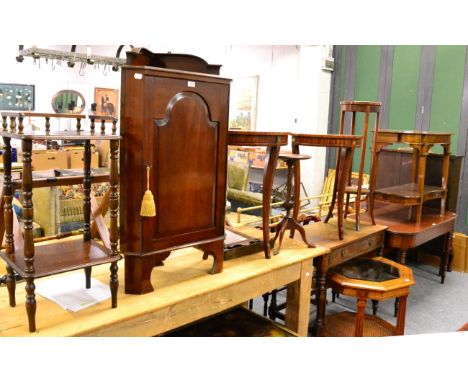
[338,101,382,230]
[226,162,263,215]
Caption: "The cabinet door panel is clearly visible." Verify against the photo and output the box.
[141,77,228,252]
[156,92,218,235]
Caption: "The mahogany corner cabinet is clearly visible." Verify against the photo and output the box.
[120,50,231,294]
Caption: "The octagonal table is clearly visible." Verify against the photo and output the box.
[325,256,415,336]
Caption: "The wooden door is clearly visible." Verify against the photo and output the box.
[142,76,229,252]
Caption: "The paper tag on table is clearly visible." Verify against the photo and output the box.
[35,273,111,312]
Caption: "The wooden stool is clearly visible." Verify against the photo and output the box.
[325,256,415,337]
[338,101,382,231]
[273,153,315,255]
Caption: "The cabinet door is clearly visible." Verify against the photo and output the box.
[142,76,228,252]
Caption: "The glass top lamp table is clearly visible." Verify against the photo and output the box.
[325,256,415,337]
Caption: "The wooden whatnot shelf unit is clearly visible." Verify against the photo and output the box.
[370,130,451,223]
[374,183,446,203]
[1,240,113,278]
[0,112,121,332]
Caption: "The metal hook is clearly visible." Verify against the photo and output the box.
[79,60,86,76]
[103,63,108,76]
[51,59,55,70]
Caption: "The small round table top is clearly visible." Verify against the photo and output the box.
[278,153,311,161]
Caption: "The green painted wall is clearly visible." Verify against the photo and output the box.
[352,46,381,173]
[388,46,421,130]
[429,46,466,154]
[335,45,468,232]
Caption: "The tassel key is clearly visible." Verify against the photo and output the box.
[140,165,156,217]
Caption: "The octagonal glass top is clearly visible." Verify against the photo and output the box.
[330,258,400,282]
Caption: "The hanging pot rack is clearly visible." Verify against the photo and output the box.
[15,45,134,72]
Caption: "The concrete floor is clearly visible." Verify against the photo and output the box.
[252,260,468,335]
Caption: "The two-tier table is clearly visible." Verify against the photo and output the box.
[0,116,121,332]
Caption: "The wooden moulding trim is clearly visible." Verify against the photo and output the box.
[1,112,87,119]
[376,130,452,144]
[0,131,121,140]
[122,65,232,84]
[228,131,289,147]
[291,134,362,148]
[340,102,382,113]
[89,115,118,122]
[124,235,227,257]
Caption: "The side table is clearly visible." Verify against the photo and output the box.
[326,256,415,336]
[362,202,456,284]
[339,101,382,230]
[272,153,315,254]
[228,131,289,258]
[370,130,451,224]
[291,133,362,240]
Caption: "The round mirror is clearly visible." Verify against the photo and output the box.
[51,90,86,114]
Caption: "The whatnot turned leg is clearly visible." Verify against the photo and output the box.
[25,276,36,333]
[110,261,118,308]
[6,264,16,307]
[22,138,36,332]
[84,266,92,289]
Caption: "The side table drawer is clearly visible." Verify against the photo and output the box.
[328,232,384,268]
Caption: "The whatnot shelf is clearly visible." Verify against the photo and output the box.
[0,239,117,278]
[370,130,451,224]
[0,130,120,141]
[374,183,446,204]
[0,112,121,332]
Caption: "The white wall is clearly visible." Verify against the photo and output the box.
[0,44,332,198]
[0,44,121,132]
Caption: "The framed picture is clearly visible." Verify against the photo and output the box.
[0,83,35,111]
[94,87,119,117]
[228,76,258,131]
